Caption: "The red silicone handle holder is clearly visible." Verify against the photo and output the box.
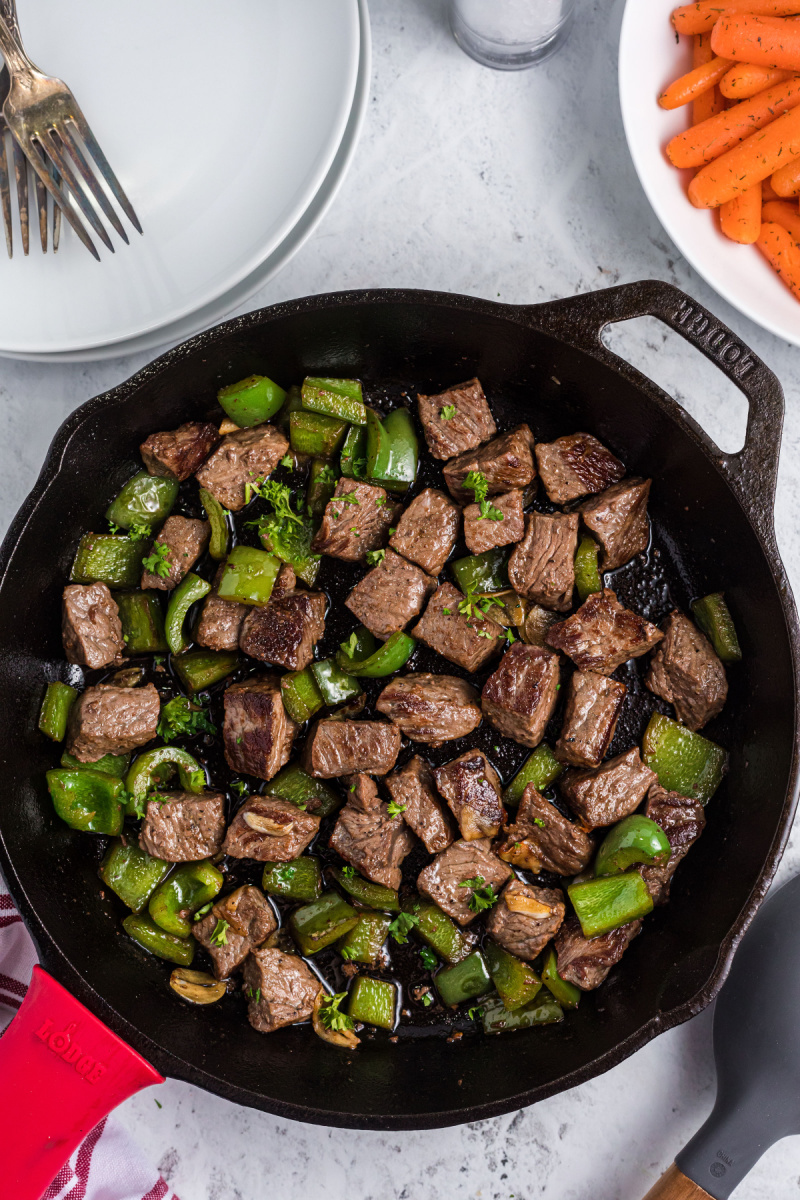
[0,966,163,1200]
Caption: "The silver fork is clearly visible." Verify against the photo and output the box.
[0,8,141,260]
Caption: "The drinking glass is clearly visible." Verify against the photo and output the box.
[448,0,576,70]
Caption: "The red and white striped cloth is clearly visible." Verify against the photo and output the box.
[0,875,181,1200]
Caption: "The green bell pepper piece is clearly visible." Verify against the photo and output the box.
[568,871,653,939]
[595,815,671,877]
[71,534,147,589]
[451,547,509,595]
[332,866,401,912]
[484,942,542,1011]
[481,990,564,1034]
[574,536,602,602]
[347,976,396,1029]
[148,860,224,937]
[365,408,389,477]
[125,747,204,815]
[217,546,280,606]
[340,424,367,479]
[691,592,742,663]
[541,946,581,1009]
[502,743,563,806]
[106,472,178,530]
[61,750,130,778]
[306,460,338,518]
[217,374,286,427]
[310,659,364,706]
[100,839,171,913]
[280,668,325,724]
[164,572,211,655]
[338,913,392,964]
[366,408,418,493]
[257,508,320,586]
[302,377,366,425]
[642,712,728,804]
[116,591,168,654]
[265,763,341,817]
[275,384,303,434]
[172,650,239,694]
[289,891,359,955]
[336,626,378,672]
[47,768,125,834]
[39,682,77,742]
[122,913,194,965]
[403,898,470,964]
[435,950,491,1007]
[290,411,348,458]
[199,488,230,561]
[338,630,416,678]
[262,857,322,903]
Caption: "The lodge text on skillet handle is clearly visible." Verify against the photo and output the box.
[641,1163,714,1200]
[0,965,163,1199]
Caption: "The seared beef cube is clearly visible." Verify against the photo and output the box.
[141,516,210,590]
[417,378,496,461]
[385,755,454,854]
[62,582,124,669]
[555,915,642,990]
[463,489,525,556]
[140,421,220,482]
[376,673,482,746]
[139,792,226,861]
[328,774,415,888]
[508,511,579,612]
[535,433,625,505]
[66,683,159,762]
[345,549,436,641]
[482,643,560,748]
[433,750,506,840]
[389,488,459,575]
[580,478,651,570]
[193,885,276,978]
[417,837,511,925]
[638,782,706,904]
[195,564,247,652]
[223,676,298,781]
[443,425,536,502]
[223,796,319,862]
[240,590,326,670]
[646,611,727,731]
[311,479,398,562]
[555,670,626,768]
[546,589,663,675]
[303,719,401,777]
[559,747,656,829]
[486,880,565,962]
[195,422,289,512]
[495,785,594,876]
[412,581,503,672]
[243,947,321,1032]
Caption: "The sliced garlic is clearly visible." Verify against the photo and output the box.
[312,990,360,1050]
[243,811,294,836]
[498,841,543,873]
[505,893,552,918]
[219,417,240,434]
[169,968,226,1005]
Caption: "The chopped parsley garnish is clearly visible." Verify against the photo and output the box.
[388,911,419,945]
[142,541,171,578]
[193,902,214,922]
[476,628,494,639]
[533,818,546,828]
[341,631,360,659]
[421,992,434,1007]
[107,521,120,534]
[340,493,360,506]
[209,918,229,946]
[350,527,359,535]
[467,1005,484,1021]
[157,696,216,743]
[331,510,341,520]
[231,779,250,798]
[505,627,516,644]
[280,453,294,469]
[341,865,356,877]
[318,992,355,1033]
[375,495,387,507]
[388,526,397,535]
[387,800,407,819]
[439,404,457,420]
[187,768,206,791]
[419,946,437,970]
[459,875,499,913]
[128,521,153,542]
[271,864,295,884]
[246,986,262,1003]
[365,549,386,566]
[442,607,452,615]
[463,470,503,520]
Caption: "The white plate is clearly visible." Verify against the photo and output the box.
[6,0,371,363]
[619,0,800,347]
[0,0,360,355]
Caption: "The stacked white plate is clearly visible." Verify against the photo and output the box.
[1,0,370,362]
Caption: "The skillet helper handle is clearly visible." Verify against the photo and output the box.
[0,965,163,1200]
[641,1164,714,1200]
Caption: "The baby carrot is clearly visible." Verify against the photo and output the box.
[667,74,800,168]
[757,220,800,298]
[659,56,733,109]
[720,64,792,98]
[711,14,800,70]
[772,155,800,191]
[688,102,800,206]
[673,2,800,37]
[693,34,726,121]
[720,181,763,240]
[762,197,800,238]
[763,175,783,199]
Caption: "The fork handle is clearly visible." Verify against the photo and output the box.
[0,8,33,76]
[0,0,20,45]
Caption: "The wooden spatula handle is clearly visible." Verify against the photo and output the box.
[642,1164,714,1200]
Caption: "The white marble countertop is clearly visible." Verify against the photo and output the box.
[3,0,800,1196]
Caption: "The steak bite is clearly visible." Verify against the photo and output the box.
[555,916,642,991]
[417,837,512,925]
[546,589,663,675]
[140,421,220,482]
[481,643,560,748]
[646,611,728,731]
[559,747,656,829]
[195,564,247,652]
[66,683,159,762]
[193,885,276,979]
[385,755,455,854]
[311,478,398,562]
[139,792,226,861]
[463,489,525,556]
[345,549,436,641]
[222,676,298,781]
[239,589,326,670]
[486,880,565,962]
[507,511,579,612]
[376,673,482,746]
[579,478,651,570]
[417,378,496,461]
[412,581,503,673]
[223,796,319,862]
[555,670,627,768]
[389,488,460,576]
[443,424,536,502]
[638,782,706,904]
[535,433,625,505]
[62,582,124,669]
[328,774,415,888]
[195,422,289,512]
[495,785,595,876]
[303,719,402,778]
[433,750,506,840]
[141,516,210,590]
[243,947,322,1033]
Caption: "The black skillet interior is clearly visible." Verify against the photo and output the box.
[0,282,797,1128]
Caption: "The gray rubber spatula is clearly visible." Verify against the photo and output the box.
[642,872,800,1199]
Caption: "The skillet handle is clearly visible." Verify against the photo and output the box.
[641,1164,714,1200]
[0,965,163,1200]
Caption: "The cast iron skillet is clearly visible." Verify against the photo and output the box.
[0,279,798,1130]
